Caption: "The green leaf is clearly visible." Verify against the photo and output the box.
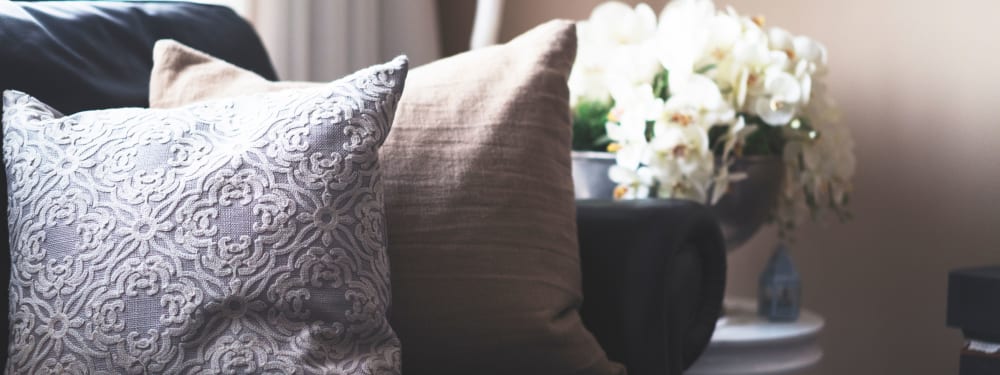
[696,64,717,74]
[572,99,614,151]
[652,69,670,101]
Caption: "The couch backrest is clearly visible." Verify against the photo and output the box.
[0,1,277,368]
[0,1,277,113]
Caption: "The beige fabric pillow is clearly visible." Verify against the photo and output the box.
[150,20,624,375]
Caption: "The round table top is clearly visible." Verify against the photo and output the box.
[710,297,825,346]
[685,297,825,375]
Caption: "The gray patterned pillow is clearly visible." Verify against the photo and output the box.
[2,56,407,374]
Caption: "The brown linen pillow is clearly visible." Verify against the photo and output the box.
[150,20,625,375]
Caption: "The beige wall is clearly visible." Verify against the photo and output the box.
[440,0,1000,374]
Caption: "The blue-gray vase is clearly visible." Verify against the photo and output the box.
[758,243,801,322]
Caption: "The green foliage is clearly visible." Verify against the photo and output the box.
[652,69,670,101]
[571,69,672,152]
[572,99,614,151]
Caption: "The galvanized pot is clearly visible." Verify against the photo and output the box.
[570,151,783,251]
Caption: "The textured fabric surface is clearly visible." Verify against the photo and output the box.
[2,57,407,374]
[0,3,278,366]
[151,21,625,375]
[150,40,305,109]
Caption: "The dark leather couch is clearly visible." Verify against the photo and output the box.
[0,2,727,374]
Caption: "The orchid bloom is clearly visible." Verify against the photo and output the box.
[753,71,802,126]
[570,2,660,104]
[659,74,735,129]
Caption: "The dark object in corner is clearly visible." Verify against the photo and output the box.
[0,1,277,114]
[947,266,1000,375]
[948,266,1000,342]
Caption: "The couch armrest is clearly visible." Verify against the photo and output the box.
[577,199,726,375]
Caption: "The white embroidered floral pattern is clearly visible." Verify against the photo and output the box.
[2,56,408,374]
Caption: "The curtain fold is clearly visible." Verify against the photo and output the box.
[232,0,441,81]
[470,0,504,50]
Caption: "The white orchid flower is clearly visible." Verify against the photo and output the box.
[569,23,612,103]
[737,40,789,78]
[766,28,825,71]
[588,2,658,47]
[644,123,714,201]
[605,109,649,145]
[658,74,735,128]
[766,28,826,106]
[793,37,827,106]
[793,35,828,72]
[609,164,655,199]
[753,71,801,126]
[613,136,648,170]
[605,83,661,145]
[569,3,659,104]
[652,154,713,201]
[604,42,662,88]
[591,3,661,88]
[609,140,656,200]
[696,8,765,94]
[656,0,716,75]
[568,67,610,105]
[609,83,662,118]
[700,10,742,66]
[572,0,851,218]
[794,61,814,106]
[729,37,788,109]
[767,27,795,60]
[649,122,710,163]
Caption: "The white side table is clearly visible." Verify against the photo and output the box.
[684,298,824,375]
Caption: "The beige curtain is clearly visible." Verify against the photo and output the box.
[225,0,441,81]
[470,0,504,50]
